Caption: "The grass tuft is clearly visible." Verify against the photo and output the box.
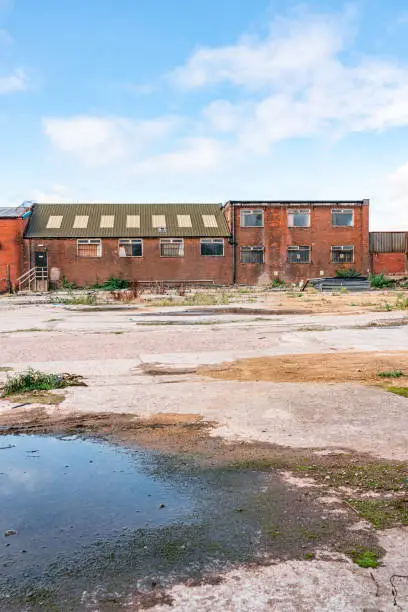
[1,368,85,397]
[377,369,404,378]
[348,498,408,529]
[351,548,380,568]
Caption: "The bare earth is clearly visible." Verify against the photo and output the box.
[1,289,408,610]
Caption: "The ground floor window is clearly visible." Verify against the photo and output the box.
[200,238,224,256]
[160,238,184,257]
[118,239,142,257]
[287,245,311,263]
[331,245,354,263]
[240,246,264,264]
[77,239,102,258]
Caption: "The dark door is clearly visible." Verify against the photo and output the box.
[35,251,47,269]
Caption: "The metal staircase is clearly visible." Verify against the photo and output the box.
[17,266,49,292]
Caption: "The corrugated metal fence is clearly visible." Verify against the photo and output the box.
[370,232,408,253]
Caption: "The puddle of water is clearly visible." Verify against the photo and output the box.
[0,434,377,610]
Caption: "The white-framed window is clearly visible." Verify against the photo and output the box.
[287,245,311,263]
[240,246,264,263]
[332,209,354,227]
[240,209,264,227]
[287,209,311,228]
[160,238,184,257]
[118,239,142,257]
[77,239,102,258]
[331,245,354,263]
[200,238,224,257]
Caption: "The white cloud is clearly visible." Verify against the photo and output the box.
[43,115,177,166]
[0,67,27,93]
[383,162,408,230]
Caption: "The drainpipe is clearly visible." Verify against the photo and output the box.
[232,203,237,285]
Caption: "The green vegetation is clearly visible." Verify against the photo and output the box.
[92,277,130,290]
[350,548,380,568]
[271,278,285,288]
[370,273,394,289]
[348,498,408,529]
[294,461,408,492]
[150,292,232,307]
[377,369,404,378]
[54,293,97,306]
[304,552,315,560]
[336,268,361,278]
[0,366,13,372]
[1,368,85,397]
[387,386,408,398]
[396,295,408,310]
[60,276,78,290]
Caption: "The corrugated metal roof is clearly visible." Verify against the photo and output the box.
[370,232,408,253]
[0,207,24,218]
[25,203,230,238]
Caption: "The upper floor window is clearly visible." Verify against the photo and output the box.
[287,245,311,263]
[240,246,264,264]
[77,239,102,258]
[331,245,354,263]
[332,209,353,227]
[288,209,310,228]
[118,239,142,257]
[160,238,184,257]
[200,238,224,256]
[240,209,264,227]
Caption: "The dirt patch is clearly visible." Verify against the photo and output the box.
[198,351,408,385]
[140,364,197,377]
[4,390,66,406]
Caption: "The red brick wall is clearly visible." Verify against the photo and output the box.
[0,218,26,291]
[28,237,233,287]
[225,203,370,284]
[372,252,407,275]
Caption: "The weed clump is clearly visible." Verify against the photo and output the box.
[350,548,380,568]
[348,498,408,529]
[377,370,404,378]
[336,269,361,278]
[1,368,85,397]
[92,277,130,291]
[370,273,394,289]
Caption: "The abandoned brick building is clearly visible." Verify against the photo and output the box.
[0,205,30,292]
[16,199,372,288]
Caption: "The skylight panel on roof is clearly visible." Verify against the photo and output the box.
[100,215,114,228]
[46,215,63,229]
[152,215,166,228]
[73,215,89,229]
[126,215,140,228]
[177,214,192,228]
[202,214,218,228]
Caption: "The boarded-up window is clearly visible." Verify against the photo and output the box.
[73,215,89,229]
[287,246,311,263]
[118,239,142,257]
[240,246,264,263]
[152,215,166,228]
[332,209,353,227]
[126,215,140,228]
[331,245,354,263]
[100,215,114,228]
[77,239,102,257]
[287,210,310,228]
[46,215,63,229]
[160,238,184,257]
[177,214,192,228]
[202,214,218,228]
[201,238,224,256]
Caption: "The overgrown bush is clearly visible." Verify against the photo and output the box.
[2,368,85,396]
[335,269,361,278]
[61,276,78,290]
[92,278,130,290]
[370,273,394,289]
[271,278,285,288]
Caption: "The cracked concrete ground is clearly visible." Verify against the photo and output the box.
[1,294,408,610]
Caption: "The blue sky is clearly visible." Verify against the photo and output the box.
[1,0,408,228]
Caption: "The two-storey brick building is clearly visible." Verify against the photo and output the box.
[223,200,370,284]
